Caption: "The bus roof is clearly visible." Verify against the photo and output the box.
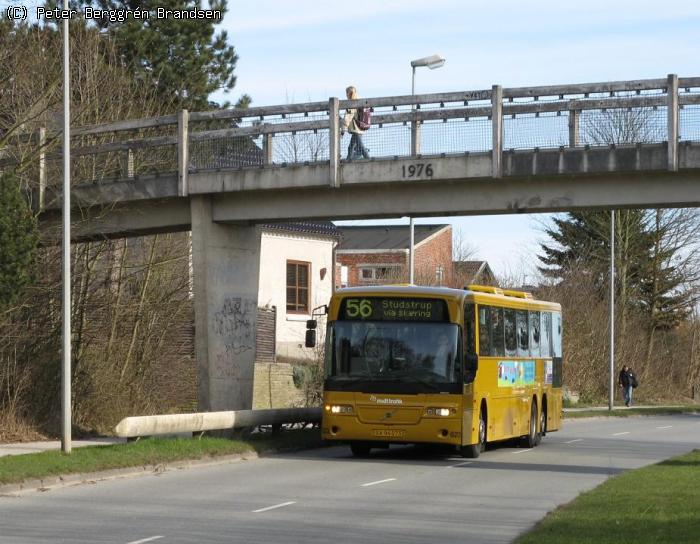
[333,285,561,312]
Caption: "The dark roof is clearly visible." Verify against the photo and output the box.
[261,221,341,239]
[454,260,486,278]
[336,224,450,250]
[453,260,495,285]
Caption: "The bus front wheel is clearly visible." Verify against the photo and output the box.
[461,408,486,458]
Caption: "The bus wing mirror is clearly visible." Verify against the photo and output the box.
[466,353,478,372]
[305,329,317,348]
[306,319,317,329]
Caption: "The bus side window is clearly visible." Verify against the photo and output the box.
[541,312,552,358]
[478,306,491,356]
[504,309,517,357]
[529,311,541,358]
[552,312,563,357]
[464,303,477,383]
[490,306,505,357]
[464,303,476,356]
[516,310,529,358]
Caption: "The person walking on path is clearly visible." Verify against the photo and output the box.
[341,85,370,160]
[618,365,635,407]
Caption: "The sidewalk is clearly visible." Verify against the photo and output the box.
[563,404,683,412]
[0,437,125,458]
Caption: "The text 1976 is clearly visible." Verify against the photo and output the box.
[401,163,433,178]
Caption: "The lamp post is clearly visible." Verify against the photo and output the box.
[408,54,445,284]
[609,210,615,411]
[62,0,72,454]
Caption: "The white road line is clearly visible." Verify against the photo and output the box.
[126,537,164,544]
[252,501,296,513]
[612,432,630,436]
[656,425,673,429]
[361,478,397,487]
[564,439,583,444]
[450,461,473,468]
[512,449,533,454]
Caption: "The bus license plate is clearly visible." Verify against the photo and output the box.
[373,429,406,438]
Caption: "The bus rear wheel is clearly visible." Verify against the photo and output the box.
[461,407,486,458]
[350,442,371,457]
[538,404,547,445]
[521,401,538,448]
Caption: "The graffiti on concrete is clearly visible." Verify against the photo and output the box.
[213,297,256,378]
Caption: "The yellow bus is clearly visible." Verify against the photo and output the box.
[307,284,563,457]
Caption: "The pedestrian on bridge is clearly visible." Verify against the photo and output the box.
[342,86,370,160]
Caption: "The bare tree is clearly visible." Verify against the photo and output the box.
[0,23,197,438]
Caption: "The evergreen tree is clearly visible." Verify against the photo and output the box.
[538,209,695,334]
[638,210,696,331]
[0,171,38,309]
[538,211,610,285]
[53,0,243,111]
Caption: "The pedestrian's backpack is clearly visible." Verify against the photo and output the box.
[356,107,371,130]
[630,373,638,388]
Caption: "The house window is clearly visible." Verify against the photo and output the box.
[286,261,310,313]
[436,264,445,285]
[359,265,400,284]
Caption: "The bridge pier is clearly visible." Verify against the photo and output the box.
[190,195,261,412]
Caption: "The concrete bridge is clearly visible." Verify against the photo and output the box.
[4,74,699,413]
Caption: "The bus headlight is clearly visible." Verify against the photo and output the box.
[426,408,452,417]
[327,404,354,414]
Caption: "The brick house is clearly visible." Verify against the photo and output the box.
[335,224,454,288]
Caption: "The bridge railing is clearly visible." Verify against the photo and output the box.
[2,74,699,205]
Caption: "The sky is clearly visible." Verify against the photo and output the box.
[217,0,700,279]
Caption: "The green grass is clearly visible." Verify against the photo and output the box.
[0,429,323,486]
[516,449,700,544]
[564,406,700,419]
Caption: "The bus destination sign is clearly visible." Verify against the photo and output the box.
[339,297,448,322]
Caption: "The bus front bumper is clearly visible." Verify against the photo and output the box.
[322,415,464,446]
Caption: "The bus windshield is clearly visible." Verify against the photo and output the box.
[325,321,462,393]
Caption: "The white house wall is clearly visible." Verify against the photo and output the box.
[258,231,335,362]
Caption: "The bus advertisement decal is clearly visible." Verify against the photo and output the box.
[497,361,535,388]
[544,361,553,384]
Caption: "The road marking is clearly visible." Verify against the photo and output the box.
[361,478,396,487]
[450,461,473,468]
[252,501,296,513]
[512,449,532,454]
[612,432,630,436]
[127,537,164,544]
[564,439,583,444]
[656,425,672,429]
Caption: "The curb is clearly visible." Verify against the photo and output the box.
[0,451,259,497]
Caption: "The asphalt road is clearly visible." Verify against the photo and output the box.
[1,413,698,544]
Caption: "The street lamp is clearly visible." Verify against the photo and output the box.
[408,54,445,284]
[62,0,72,454]
[411,54,446,96]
